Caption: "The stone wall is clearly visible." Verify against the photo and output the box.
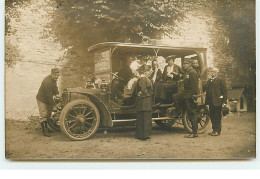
[5,0,66,119]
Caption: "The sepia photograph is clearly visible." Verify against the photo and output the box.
[4,0,256,160]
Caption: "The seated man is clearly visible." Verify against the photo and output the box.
[111,57,134,101]
[157,55,184,103]
[148,60,163,104]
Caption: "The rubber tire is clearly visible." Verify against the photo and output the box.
[155,119,176,129]
[182,106,210,134]
[59,99,100,141]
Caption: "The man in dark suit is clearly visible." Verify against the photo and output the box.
[111,57,133,101]
[135,65,153,141]
[158,55,184,103]
[205,67,227,136]
[148,60,163,103]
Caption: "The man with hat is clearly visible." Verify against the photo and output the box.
[205,67,227,136]
[173,58,200,138]
[191,56,201,77]
[111,57,134,101]
[158,55,184,103]
[135,65,153,141]
[36,68,60,137]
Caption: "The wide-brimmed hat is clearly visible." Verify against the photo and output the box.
[165,55,177,62]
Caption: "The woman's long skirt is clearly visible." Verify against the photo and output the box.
[135,111,152,139]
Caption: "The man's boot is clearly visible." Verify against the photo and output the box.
[44,121,54,133]
[41,122,51,137]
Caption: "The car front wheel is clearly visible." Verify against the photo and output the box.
[59,99,100,141]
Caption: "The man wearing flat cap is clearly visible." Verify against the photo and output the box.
[173,59,200,138]
[158,55,184,103]
[36,68,59,137]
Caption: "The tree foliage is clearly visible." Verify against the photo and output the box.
[211,0,255,87]
[47,0,193,49]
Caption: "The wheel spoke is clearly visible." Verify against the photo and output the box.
[68,114,77,119]
[79,125,83,134]
[72,108,79,115]
[81,106,88,115]
[84,121,93,126]
[85,111,93,117]
[78,104,84,115]
[82,124,89,131]
[85,117,95,120]
[68,122,77,130]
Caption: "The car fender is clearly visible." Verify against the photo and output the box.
[63,90,113,128]
[85,93,113,127]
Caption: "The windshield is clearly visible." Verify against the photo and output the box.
[94,48,111,82]
[94,49,110,73]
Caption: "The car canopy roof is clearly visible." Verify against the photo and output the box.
[88,42,207,57]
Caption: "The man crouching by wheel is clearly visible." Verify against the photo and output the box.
[36,68,59,137]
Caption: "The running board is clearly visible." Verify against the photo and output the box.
[112,117,174,123]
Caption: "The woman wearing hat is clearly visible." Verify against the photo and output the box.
[158,55,184,103]
[135,65,153,140]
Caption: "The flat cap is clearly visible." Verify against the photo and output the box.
[51,68,59,74]
[183,59,192,64]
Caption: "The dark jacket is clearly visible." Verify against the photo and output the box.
[162,64,184,82]
[205,76,227,106]
[148,69,162,83]
[36,75,59,106]
[193,67,201,78]
[136,77,153,111]
[183,67,199,99]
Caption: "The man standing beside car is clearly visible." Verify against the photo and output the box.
[36,68,59,137]
[182,59,200,138]
[205,67,227,136]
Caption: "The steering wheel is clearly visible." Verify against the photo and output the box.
[112,72,119,80]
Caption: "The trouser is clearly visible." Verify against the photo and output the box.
[209,104,222,133]
[184,98,198,134]
[37,100,52,123]
[172,92,184,116]
[159,82,178,102]
[135,111,152,139]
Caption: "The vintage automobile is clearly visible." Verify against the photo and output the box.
[48,42,210,141]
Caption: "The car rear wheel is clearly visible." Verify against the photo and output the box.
[59,99,100,141]
[182,105,210,134]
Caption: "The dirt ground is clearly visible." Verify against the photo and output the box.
[5,112,256,160]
